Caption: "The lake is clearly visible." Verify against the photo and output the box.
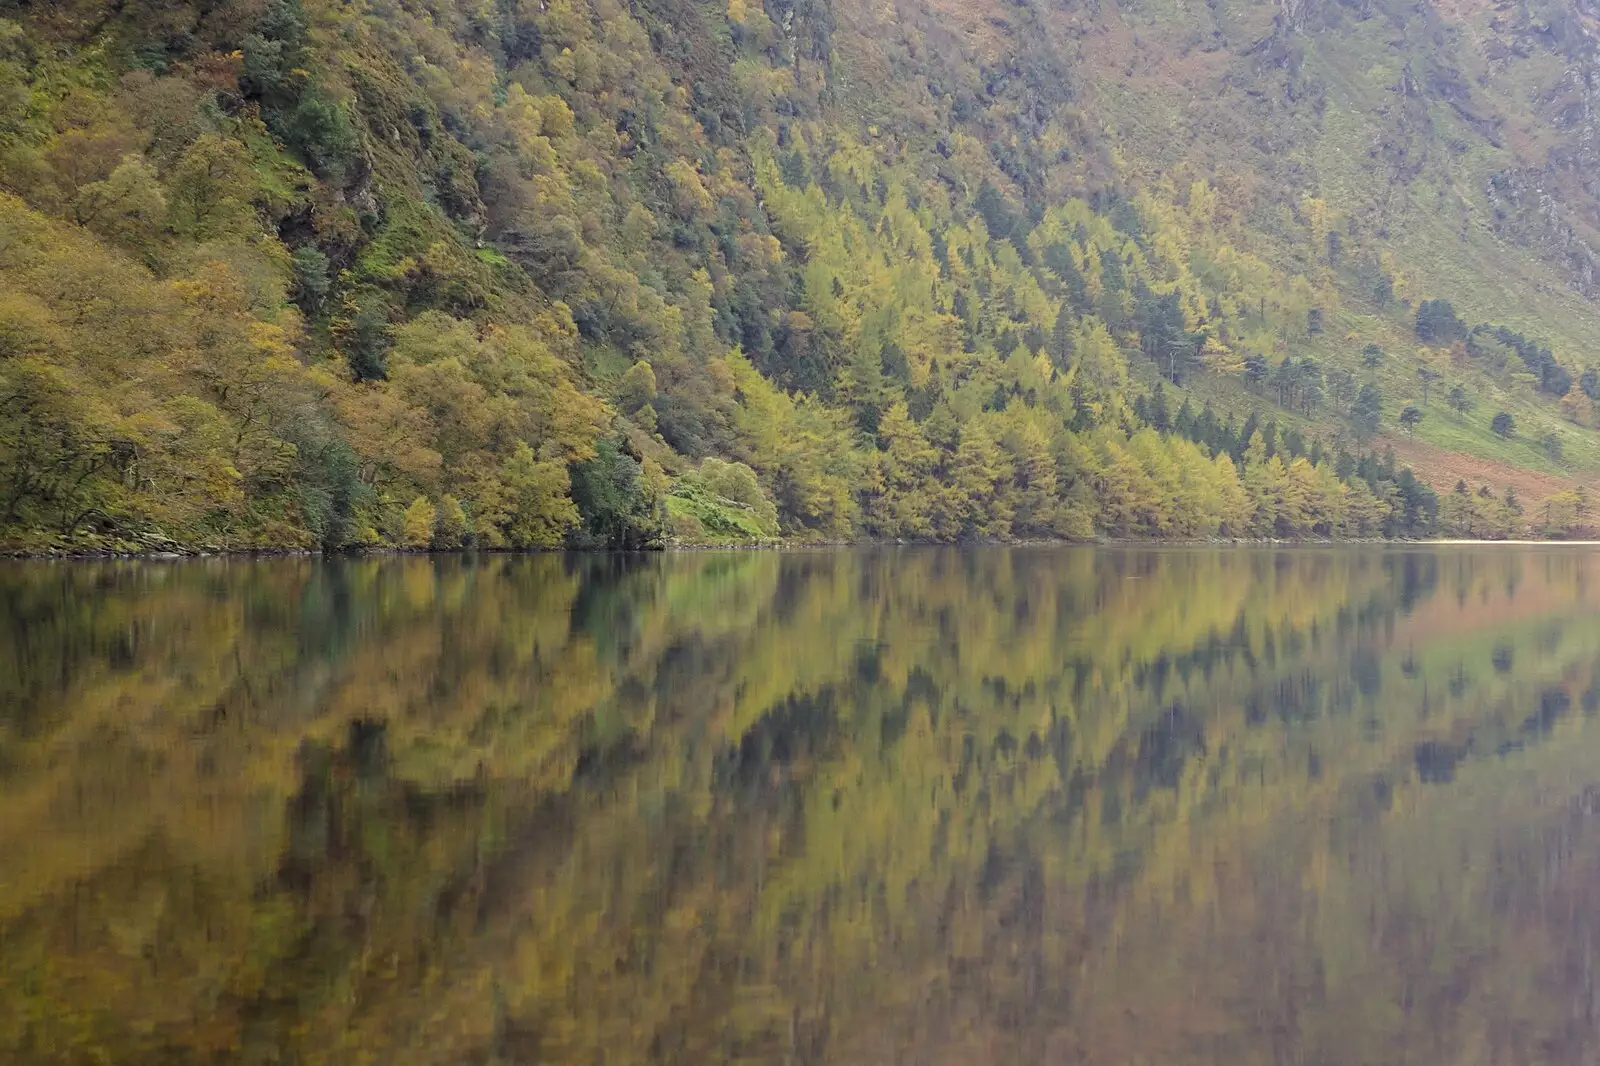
[4,547,1600,1064]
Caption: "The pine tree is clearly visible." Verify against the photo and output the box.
[1351,384,1383,440]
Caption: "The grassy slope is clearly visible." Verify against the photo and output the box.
[1040,0,1600,491]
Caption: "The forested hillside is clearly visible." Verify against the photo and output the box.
[3,0,1600,550]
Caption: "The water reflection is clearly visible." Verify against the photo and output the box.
[4,548,1600,1063]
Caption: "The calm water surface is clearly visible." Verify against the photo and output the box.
[5,547,1600,1064]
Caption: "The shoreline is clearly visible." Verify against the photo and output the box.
[7,537,1600,561]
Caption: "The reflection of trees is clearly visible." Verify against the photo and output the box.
[3,549,1600,1063]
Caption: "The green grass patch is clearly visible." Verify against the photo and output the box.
[666,483,779,545]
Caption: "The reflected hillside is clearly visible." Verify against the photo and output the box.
[4,549,1600,1064]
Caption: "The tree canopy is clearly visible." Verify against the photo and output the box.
[0,0,1594,551]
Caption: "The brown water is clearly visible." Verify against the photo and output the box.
[4,547,1600,1065]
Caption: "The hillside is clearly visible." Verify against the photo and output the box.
[1,0,1599,550]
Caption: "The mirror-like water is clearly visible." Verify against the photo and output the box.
[5,547,1600,1065]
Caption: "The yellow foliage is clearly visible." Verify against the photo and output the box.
[402,495,437,548]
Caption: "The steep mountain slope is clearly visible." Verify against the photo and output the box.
[0,0,1596,550]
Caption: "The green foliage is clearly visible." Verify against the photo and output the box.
[239,0,357,179]
[568,438,665,549]
[278,89,360,181]
[401,495,436,548]
[434,493,467,549]
[667,481,777,543]
[616,361,658,414]
[298,441,368,551]
[2,0,1596,552]
[1437,481,1531,538]
[1492,411,1517,439]
[667,457,781,544]
[337,299,393,383]
[489,441,579,549]
[1467,325,1573,398]
[1415,299,1465,345]
[1352,384,1384,441]
[290,245,331,312]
